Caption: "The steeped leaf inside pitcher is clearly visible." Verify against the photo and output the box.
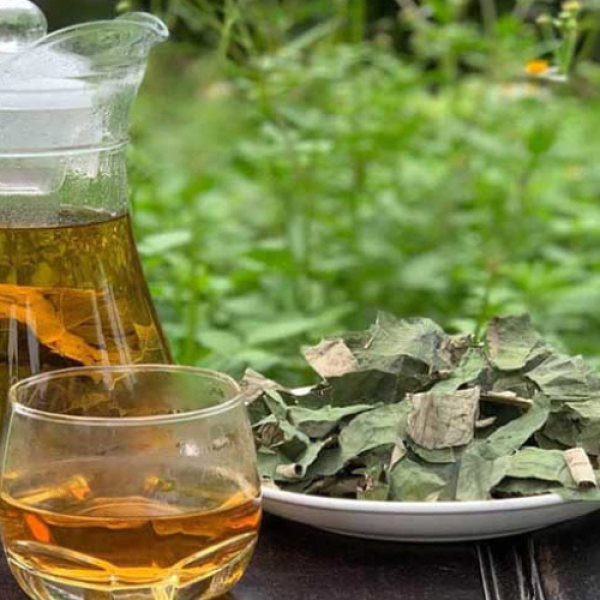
[0,2,172,411]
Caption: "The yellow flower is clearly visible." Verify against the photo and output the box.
[526,59,551,76]
[562,1,582,12]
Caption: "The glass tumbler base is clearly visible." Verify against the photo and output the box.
[8,541,256,600]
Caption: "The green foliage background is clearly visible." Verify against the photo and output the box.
[118,0,600,379]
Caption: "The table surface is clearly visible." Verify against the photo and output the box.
[3,511,600,600]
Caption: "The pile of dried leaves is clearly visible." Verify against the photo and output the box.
[243,313,600,502]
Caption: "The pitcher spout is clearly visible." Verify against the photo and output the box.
[117,12,170,47]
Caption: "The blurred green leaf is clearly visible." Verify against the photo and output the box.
[138,231,193,255]
[245,317,328,346]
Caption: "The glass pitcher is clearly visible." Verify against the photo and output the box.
[0,2,172,410]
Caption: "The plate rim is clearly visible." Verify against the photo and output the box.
[262,486,577,514]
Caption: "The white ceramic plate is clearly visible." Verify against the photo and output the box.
[262,487,600,542]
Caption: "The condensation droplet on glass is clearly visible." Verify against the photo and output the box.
[0,0,47,55]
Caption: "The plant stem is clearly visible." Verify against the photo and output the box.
[561,27,579,76]
[474,269,496,338]
[516,155,539,232]
[478,0,497,37]
[348,0,367,44]
[185,228,202,365]
[441,51,458,84]
[151,0,163,18]
[217,0,239,63]
[513,0,536,20]
[578,17,599,64]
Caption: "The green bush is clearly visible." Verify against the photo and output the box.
[126,1,600,379]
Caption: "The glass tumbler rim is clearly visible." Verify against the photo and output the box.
[8,364,243,427]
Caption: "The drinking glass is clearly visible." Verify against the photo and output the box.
[0,365,261,600]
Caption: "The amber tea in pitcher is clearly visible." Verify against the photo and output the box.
[0,4,172,409]
[0,210,171,402]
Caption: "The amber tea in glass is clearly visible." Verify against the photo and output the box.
[0,366,262,600]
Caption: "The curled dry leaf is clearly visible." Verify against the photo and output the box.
[564,448,597,489]
[480,391,533,410]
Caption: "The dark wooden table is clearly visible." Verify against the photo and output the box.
[3,512,600,599]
